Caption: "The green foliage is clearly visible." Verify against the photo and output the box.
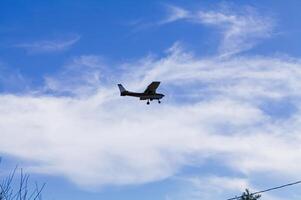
[240,189,261,200]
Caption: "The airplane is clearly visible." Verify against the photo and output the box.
[118,81,165,104]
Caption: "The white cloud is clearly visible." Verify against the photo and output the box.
[1,46,301,191]
[15,34,80,54]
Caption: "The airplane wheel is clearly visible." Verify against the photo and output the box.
[147,101,150,105]
[158,100,161,104]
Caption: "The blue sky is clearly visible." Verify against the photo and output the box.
[1,1,301,200]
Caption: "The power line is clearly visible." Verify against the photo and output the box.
[227,180,301,200]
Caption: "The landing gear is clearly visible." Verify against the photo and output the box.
[146,99,161,105]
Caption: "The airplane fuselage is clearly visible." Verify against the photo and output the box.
[121,91,164,100]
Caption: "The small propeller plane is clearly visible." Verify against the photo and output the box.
[118,81,164,104]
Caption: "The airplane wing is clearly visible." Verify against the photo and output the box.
[144,81,160,94]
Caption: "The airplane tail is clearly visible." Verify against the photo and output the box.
[118,84,127,96]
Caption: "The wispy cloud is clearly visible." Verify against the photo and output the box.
[169,176,284,200]
[197,9,274,57]
[0,62,30,93]
[159,5,190,25]
[44,55,107,96]
[15,34,80,54]
[180,176,250,200]
[159,5,274,57]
